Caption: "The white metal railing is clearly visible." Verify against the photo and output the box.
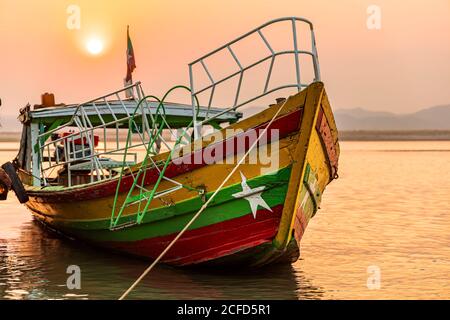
[36,82,188,187]
[189,17,321,138]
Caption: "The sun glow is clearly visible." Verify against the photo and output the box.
[86,38,104,55]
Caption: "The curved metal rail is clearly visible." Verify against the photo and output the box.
[189,17,321,138]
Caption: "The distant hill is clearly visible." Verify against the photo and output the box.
[0,114,21,132]
[2,104,450,133]
[335,105,450,130]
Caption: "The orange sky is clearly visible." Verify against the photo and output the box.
[0,0,449,131]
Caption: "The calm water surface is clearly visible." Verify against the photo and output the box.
[0,141,449,299]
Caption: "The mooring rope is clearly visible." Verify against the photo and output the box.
[119,98,289,300]
[111,85,200,229]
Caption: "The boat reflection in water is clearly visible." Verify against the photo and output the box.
[0,218,323,300]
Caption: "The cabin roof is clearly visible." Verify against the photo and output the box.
[29,100,242,128]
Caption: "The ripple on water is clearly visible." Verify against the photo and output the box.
[1,142,450,299]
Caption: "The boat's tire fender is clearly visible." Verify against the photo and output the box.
[0,168,11,200]
[1,162,29,203]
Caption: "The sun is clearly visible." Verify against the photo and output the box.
[86,38,104,55]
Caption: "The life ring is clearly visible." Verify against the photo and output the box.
[1,162,29,203]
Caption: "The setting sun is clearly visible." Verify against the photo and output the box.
[86,38,104,55]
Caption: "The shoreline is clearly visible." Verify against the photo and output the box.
[338,130,450,141]
[0,132,21,142]
[1,130,450,143]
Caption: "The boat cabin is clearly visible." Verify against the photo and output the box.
[15,83,242,188]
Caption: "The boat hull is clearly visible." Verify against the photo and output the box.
[23,82,339,267]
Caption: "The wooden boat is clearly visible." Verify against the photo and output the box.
[2,17,339,267]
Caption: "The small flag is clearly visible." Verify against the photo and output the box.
[124,25,136,98]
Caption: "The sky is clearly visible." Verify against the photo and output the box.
[0,0,449,131]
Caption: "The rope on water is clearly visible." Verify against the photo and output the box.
[118,98,289,300]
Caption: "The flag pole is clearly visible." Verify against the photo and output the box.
[125,25,136,99]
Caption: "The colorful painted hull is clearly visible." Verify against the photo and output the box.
[23,82,340,267]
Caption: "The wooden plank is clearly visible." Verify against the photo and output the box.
[273,82,324,249]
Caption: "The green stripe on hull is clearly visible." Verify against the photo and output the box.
[50,166,292,242]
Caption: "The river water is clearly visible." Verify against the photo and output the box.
[0,141,449,299]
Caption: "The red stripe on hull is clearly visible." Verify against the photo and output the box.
[101,205,284,266]
[28,109,302,203]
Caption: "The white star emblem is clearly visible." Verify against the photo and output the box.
[232,172,272,219]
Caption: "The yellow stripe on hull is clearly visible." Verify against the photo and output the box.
[274,82,339,249]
